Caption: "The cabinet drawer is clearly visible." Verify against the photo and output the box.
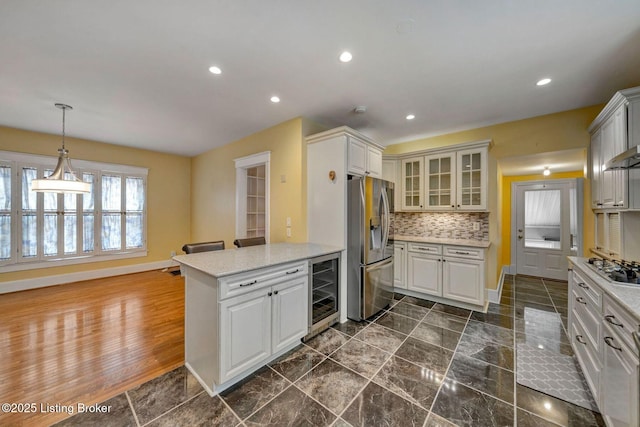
[443,245,484,260]
[219,261,308,300]
[571,289,602,355]
[408,242,441,255]
[603,294,640,352]
[572,269,602,310]
[571,320,601,402]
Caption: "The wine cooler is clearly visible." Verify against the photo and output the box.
[304,252,340,340]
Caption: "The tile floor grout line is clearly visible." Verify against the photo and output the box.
[124,390,142,427]
[511,275,519,427]
[137,390,205,426]
[213,391,244,427]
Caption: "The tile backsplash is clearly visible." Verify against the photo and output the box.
[391,212,489,241]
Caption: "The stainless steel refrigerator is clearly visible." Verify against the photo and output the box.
[347,176,394,321]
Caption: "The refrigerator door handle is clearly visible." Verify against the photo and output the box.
[380,184,390,255]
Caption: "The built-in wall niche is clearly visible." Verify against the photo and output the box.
[234,152,270,241]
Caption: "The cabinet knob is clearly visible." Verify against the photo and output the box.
[268,291,273,296]
[274,290,279,295]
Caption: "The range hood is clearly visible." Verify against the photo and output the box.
[603,145,640,170]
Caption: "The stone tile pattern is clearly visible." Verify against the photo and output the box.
[391,211,489,240]
[516,342,598,411]
[55,274,605,427]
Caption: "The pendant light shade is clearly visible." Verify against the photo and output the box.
[31,103,90,194]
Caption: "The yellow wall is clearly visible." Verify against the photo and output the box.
[501,171,593,270]
[0,125,191,283]
[384,105,603,288]
[190,117,326,247]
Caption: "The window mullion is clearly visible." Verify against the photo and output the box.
[57,192,64,258]
[121,174,126,251]
[95,171,103,256]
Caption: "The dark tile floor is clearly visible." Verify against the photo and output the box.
[55,275,605,427]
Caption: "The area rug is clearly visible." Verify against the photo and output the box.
[516,342,599,412]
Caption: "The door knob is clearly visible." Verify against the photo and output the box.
[518,235,523,240]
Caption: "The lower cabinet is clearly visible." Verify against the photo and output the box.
[569,262,640,427]
[442,256,484,305]
[393,242,407,289]
[405,241,485,307]
[601,322,639,427]
[220,276,308,383]
[183,259,309,395]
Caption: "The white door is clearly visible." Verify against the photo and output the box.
[514,181,572,280]
[271,277,308,354]
[407,252,441,296]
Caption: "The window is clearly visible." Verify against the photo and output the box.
[0,150,147,272]
[234,151,270,241]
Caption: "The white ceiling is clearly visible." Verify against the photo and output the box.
[499,148,586,176]
[1,1,640,157]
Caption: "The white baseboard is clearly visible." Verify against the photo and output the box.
[488,266,509,304]
[0,260,174,294]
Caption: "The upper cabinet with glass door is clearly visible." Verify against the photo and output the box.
[401,157,424,210]
[425,153,455,210]
[457,148,487,211]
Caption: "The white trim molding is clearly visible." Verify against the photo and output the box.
[234,151,270,242]
[0,259,173,294]
[488,266,509,303]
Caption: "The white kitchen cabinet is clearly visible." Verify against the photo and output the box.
[220,287,271,382]
[271,277,308,353]
[407,250,441,296]
[395,140,490,212]
[404,242,486,307]
[442,256,484,305]
[589,86,640,210]
[220,274,308,383]
[347,135,383,178]
[456,147,487,211]
[393,242,407,289]
[401,157,424,210]
[425,152,456,210]
[601,322,639,427]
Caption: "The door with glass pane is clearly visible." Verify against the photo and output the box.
[515,181,571,280]
[401,157,423,210]
[456,148,486,210]
[425,153,455,210]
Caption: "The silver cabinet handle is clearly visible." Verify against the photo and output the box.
[239,280,258,287]
[417,247,434,252]
[454,251,470,255]
[575,335,587,345]
[604,336,622,351]
[575,297,587,305]
[577,282,589,290]
[604,315,624,328]
[285,268,301,275]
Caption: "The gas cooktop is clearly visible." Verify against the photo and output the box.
[585,257,640,285]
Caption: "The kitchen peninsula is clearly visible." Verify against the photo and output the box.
[173,242,341,396]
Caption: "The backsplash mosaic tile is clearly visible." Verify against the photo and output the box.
[390,212,489,241]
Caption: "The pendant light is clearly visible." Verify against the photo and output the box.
[31,103,90,194]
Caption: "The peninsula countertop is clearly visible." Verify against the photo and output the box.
[173,242,343,278]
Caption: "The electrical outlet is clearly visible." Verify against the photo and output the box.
[170,251,176,257]
[472,222,480,231]
[286,227,292,237]
[286,217,291,227]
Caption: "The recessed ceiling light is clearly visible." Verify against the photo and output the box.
[406,114,415,120]
[209,66,222,75]
[339,51,353,63]
[270,96,280,103]
[536,78,551,86]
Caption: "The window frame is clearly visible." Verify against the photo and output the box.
[0,150,148,272]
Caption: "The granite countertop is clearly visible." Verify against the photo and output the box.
[173,242,343,278]
[392,234,491,249]
[569,256,640,322]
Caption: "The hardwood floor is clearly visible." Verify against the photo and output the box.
[0,269,185,427]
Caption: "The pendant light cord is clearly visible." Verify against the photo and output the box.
[61,106,66,151]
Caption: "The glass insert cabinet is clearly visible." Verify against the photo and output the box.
[399,145,487,212]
